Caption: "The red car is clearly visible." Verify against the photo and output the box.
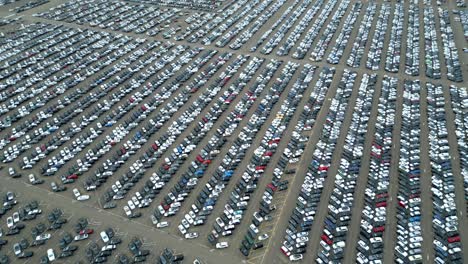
[448,236,460,243]
[398,201,406,208]
[196,155,204,163]
[280,246,290,256]
[376,193,388,199]
[120,147,126,155]
[376,202,387,208]
[67,174,78,180]
[266,183,277,192]
[79,229,94,235]
[373,226,385,233]
[318,165,329,171]
[161,203,170,211]
[321,234,333,245]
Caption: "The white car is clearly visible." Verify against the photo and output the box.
[6,217,14,228]
[102,244,116,251]
[289,254,303,261]
[222,230,232,236]
[151,215,159,225]
[77,194,90,201]
[28,174,38,183]
[249,224,259,234]
[178,224,187,235]
[157,221,169,228]
[73,188,89,201]
[216,242,229,249]
[185,232,198,239]
[123,206,132,216]
[47,248,55,261]
[36,233,51,241]
[13,243,22,256]
[100,231,109,243]
[74,233,89,241]
[258,234,269,241]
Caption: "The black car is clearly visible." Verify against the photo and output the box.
[239,246,249,256]
[18,251,33,259]
[59,251,73,258]
[252,242,263,250]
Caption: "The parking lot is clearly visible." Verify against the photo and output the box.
[0,0,467,263]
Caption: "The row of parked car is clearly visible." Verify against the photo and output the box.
[356,76,397,264]
[200,0,263,46]
[437,8,463,82]
[346,2,376,68]
[293,0,340,60]
[280,69,355,262]
[448,86,467,214]
[423,6,442,80]
[318,73,377,263]
[251,0,299,53]
[229,0,288,50]
[185,0,249,44]
[365,3,389,71]
[214,0,276,49]
[240,67,334,260]
[427,83,462,264]
[405,2,420,76]
[384,2,404,73]
[310,0,355,62]
[261,0,313,56]
[327,1,362,65]
[395,80,423,264]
